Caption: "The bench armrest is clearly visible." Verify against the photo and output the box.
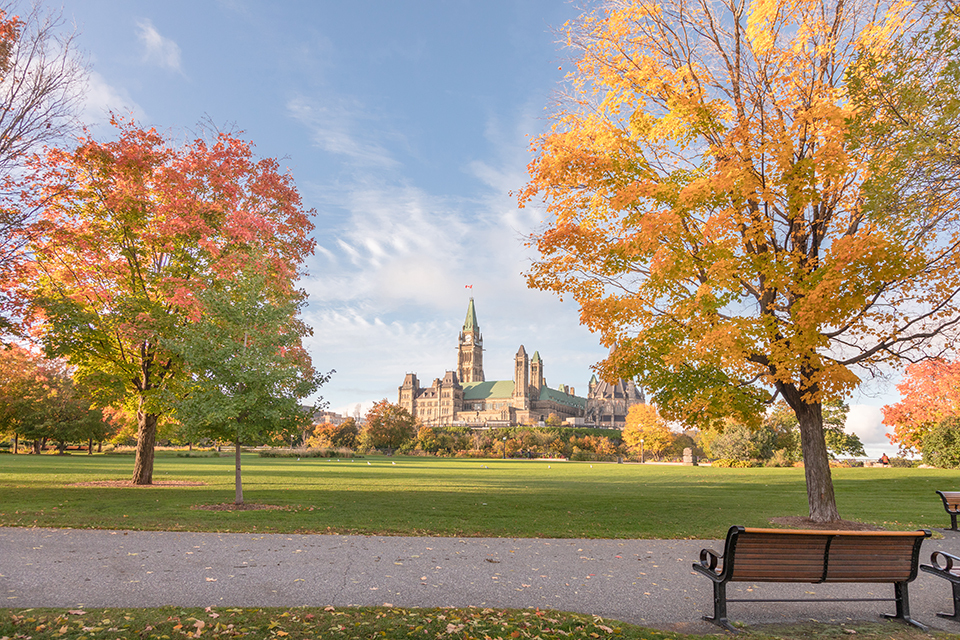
[930,551,960,572]
[692,548,725,581]
[921,550,960,583]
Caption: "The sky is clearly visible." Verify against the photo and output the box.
[53,0,901,457]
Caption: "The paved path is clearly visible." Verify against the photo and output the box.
[2,527,960,633]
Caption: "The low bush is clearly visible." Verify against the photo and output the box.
[258,447,360,459]
[889,456,917,468]
[711,458,761,468]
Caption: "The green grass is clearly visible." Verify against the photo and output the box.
[1,606,952,640]
[0,453,953,538]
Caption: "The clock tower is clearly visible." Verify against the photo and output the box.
[457,297,484,383]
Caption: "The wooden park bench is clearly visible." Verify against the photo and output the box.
[921,551,960,621]
[693,526,930,632]
[936,491,960,531]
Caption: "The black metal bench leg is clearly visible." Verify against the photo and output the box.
[951,512,958,532]
[702,581,739,633]
[884,581,927,631]
[936,580,960,621]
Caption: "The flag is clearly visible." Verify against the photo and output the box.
[465,284,473,289]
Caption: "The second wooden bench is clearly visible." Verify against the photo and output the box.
[693,526,930,632]
[936,491,960,531]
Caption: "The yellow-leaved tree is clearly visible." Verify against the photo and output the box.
[521,0,960,521]
[623,403,673,460]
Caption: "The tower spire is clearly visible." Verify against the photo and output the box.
[457,297,484,383]
[463,296,479,332]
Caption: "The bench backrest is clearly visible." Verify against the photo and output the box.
[938,491,960,512]
[724,527,928,584]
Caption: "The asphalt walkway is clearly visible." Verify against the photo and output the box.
[2,527,960,633]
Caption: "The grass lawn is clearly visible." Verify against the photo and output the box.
[2,606,951,640]
[3,455,959,640]
[0,453,953,538]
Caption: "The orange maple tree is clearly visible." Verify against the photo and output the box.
[883,359,960,455]
[24,118,316,484]
[521,0,960,520]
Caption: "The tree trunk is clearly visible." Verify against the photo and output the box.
[13,433,17,454]
[132,409,158,485]
[780,384,841,522]
[88,438,93,455]
[234,440,243,505]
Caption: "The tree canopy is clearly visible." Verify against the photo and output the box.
[0,345,109,453]
[360,401,417,452]
[883,359,960,455]
[24,119,317,484]
[170,266,327,504]
[622,403,673,460]
[520,0,960,520]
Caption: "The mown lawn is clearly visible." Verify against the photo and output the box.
[3,606,955,640]
[0,453,952,538]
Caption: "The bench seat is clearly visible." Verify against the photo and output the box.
[937,491,960,531]
[694,526,930,632]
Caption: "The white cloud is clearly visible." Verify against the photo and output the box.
[80,70,148,128]
[845,404,896,458]
[305,184,474,308]
[287,96,398,167]
[136,19,182,71]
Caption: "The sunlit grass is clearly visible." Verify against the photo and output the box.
[0,453,953,538]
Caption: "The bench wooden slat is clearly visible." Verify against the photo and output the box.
[694,525,930,632]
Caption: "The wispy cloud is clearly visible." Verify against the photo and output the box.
[305,184,471,308]
[80,70,148,128]
[287,96,398,168]
[136,19,182,71]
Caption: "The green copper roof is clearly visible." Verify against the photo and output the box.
[462,380,515,400]
[463,297,479,332]
[539,385,587,409]
[531,350,541,362]
[590,374,598,383]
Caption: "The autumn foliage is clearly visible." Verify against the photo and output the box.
[359,401,418,452]
[883,359,960,455]
[520,0,960,520]
[23,118,316,483]
[622,404,673,460]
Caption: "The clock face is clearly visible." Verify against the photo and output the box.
[465,335,471,343]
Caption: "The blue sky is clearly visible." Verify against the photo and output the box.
[58,0,897,456]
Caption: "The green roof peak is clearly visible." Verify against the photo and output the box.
[532,350,541,362]
[463,297,479,331]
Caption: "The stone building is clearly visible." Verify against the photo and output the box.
[398,298,643,427]
[584,377,645,428]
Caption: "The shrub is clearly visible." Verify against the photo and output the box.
[307,419,359,449]
[889,456,917,468]
[922,418,960,468]
[707,422,776,462]
[258,447,360,459]
[711,458,761,468]
[764,448,797,467]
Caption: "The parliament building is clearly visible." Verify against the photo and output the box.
[398,298,644,427]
